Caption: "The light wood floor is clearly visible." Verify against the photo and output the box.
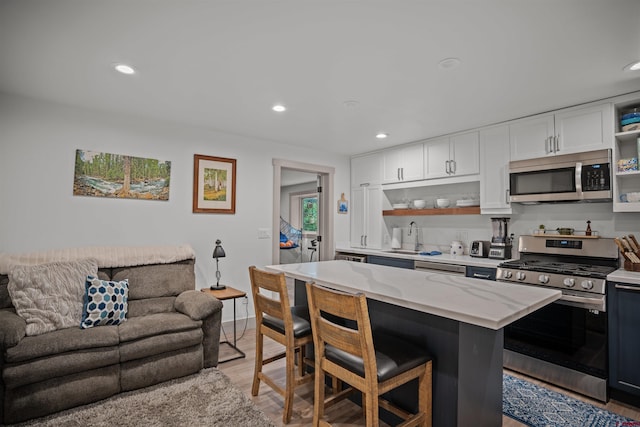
[218,327,640,426]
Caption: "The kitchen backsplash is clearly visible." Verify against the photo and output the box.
[383,202,639,255]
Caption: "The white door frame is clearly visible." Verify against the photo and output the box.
[272,159,335,265]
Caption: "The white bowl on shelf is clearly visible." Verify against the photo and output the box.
[436,198,450,208]
[392,203,409,209]
[412,199,427,209]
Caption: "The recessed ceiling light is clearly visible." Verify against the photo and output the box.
[438,57,461,70]
[376,133,388,139]
[623,60,640,72]
[114,63,136,75]
[343,100,360,108]
[272,104,286,112]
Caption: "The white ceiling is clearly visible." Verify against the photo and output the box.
[1,0,639,156]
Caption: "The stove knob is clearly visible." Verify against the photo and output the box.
[516,271,526,281]
[563,278,576,288]
[538,274,549,284]
[504,271,513,279]
[581,280,594,290]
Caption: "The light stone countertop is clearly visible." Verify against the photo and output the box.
[607,268,640,285]
[265,260,560,330]
[335,245,504,268]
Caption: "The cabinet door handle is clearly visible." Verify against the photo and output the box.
[615,284,640,292]
[505,189,510,204]
[445,160,450,174]
[401,167,404,181]
[451,159,456,174]
[397,168,401,181]
[555,135,560,153]
[364,235,367,247]
[545,136,550,154]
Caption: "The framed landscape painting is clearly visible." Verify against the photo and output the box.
[193,154,236,214]
[73,149,171,201]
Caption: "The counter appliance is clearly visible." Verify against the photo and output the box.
[496,234,619,401]
[489,217,512,259]
[470,240,490,258]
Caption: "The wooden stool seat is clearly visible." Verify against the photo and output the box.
[325,332,433,382]
[306,282,433,427]
[249,266,314,424]
[262,306,312,338]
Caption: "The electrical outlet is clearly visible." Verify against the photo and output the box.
[257,228,271,239]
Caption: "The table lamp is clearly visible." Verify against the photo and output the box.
[211,239,226,290]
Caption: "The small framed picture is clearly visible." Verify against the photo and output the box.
[193,154,236,214]
[337,193,348,214]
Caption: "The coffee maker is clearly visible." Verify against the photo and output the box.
[489,217,512,259]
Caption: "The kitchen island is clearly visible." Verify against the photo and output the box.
[265,260,561,427]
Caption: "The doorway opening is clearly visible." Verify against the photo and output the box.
[272,159,335,265]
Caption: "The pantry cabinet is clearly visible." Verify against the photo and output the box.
[479,125,511,214]
[350,185,383,249]
[351,152,382,187]
[509,103,613,161]
[382,143,424,184]
[424,131,479,179]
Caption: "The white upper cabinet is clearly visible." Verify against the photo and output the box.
[351,152,382,187]
[510,103,613,161]
[554,103,613,154]
[382,143,424,184]
[424,131,479,179]
[509,114,555,160]
[479,125,511,214]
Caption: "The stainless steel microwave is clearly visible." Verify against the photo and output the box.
[509,149,612,203]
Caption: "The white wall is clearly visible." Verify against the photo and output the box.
[0,93,350,323]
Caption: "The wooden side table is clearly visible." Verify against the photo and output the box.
[201,286,247,363]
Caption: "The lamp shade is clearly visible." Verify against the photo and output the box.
[212,239,226,259]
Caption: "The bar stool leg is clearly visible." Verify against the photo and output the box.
[252,330,263,396]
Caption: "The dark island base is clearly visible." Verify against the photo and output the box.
[295,279,503,427]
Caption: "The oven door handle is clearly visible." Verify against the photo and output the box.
[557,293,605,311]
[615,284,640,292]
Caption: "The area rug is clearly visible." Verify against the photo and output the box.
[503,373,636,427]
[9,368,276,427]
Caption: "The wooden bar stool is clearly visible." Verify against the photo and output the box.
[248,266,314,423]
[305,282,433,427]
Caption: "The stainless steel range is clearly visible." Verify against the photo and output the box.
[497,235,619,402]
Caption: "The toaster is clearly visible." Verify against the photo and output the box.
[470,240,490,258]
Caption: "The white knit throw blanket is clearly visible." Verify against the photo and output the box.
[0,244,196,275]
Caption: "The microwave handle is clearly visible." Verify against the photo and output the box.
[575,162,583,197]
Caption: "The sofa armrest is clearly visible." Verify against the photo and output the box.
[175,290,223,368]
[0,309,26,350]
[175,290,223,321]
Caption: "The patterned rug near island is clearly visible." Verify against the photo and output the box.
[503,373,636,427]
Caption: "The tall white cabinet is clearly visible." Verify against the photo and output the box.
[480,125,511,214]
[350,185,383,249]
[350,153,384,249]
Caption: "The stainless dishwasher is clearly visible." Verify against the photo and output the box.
[415,260,466,275]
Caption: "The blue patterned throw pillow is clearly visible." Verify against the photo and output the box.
[81,276,128,329]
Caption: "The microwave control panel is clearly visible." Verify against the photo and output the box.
[582,163,610,191]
